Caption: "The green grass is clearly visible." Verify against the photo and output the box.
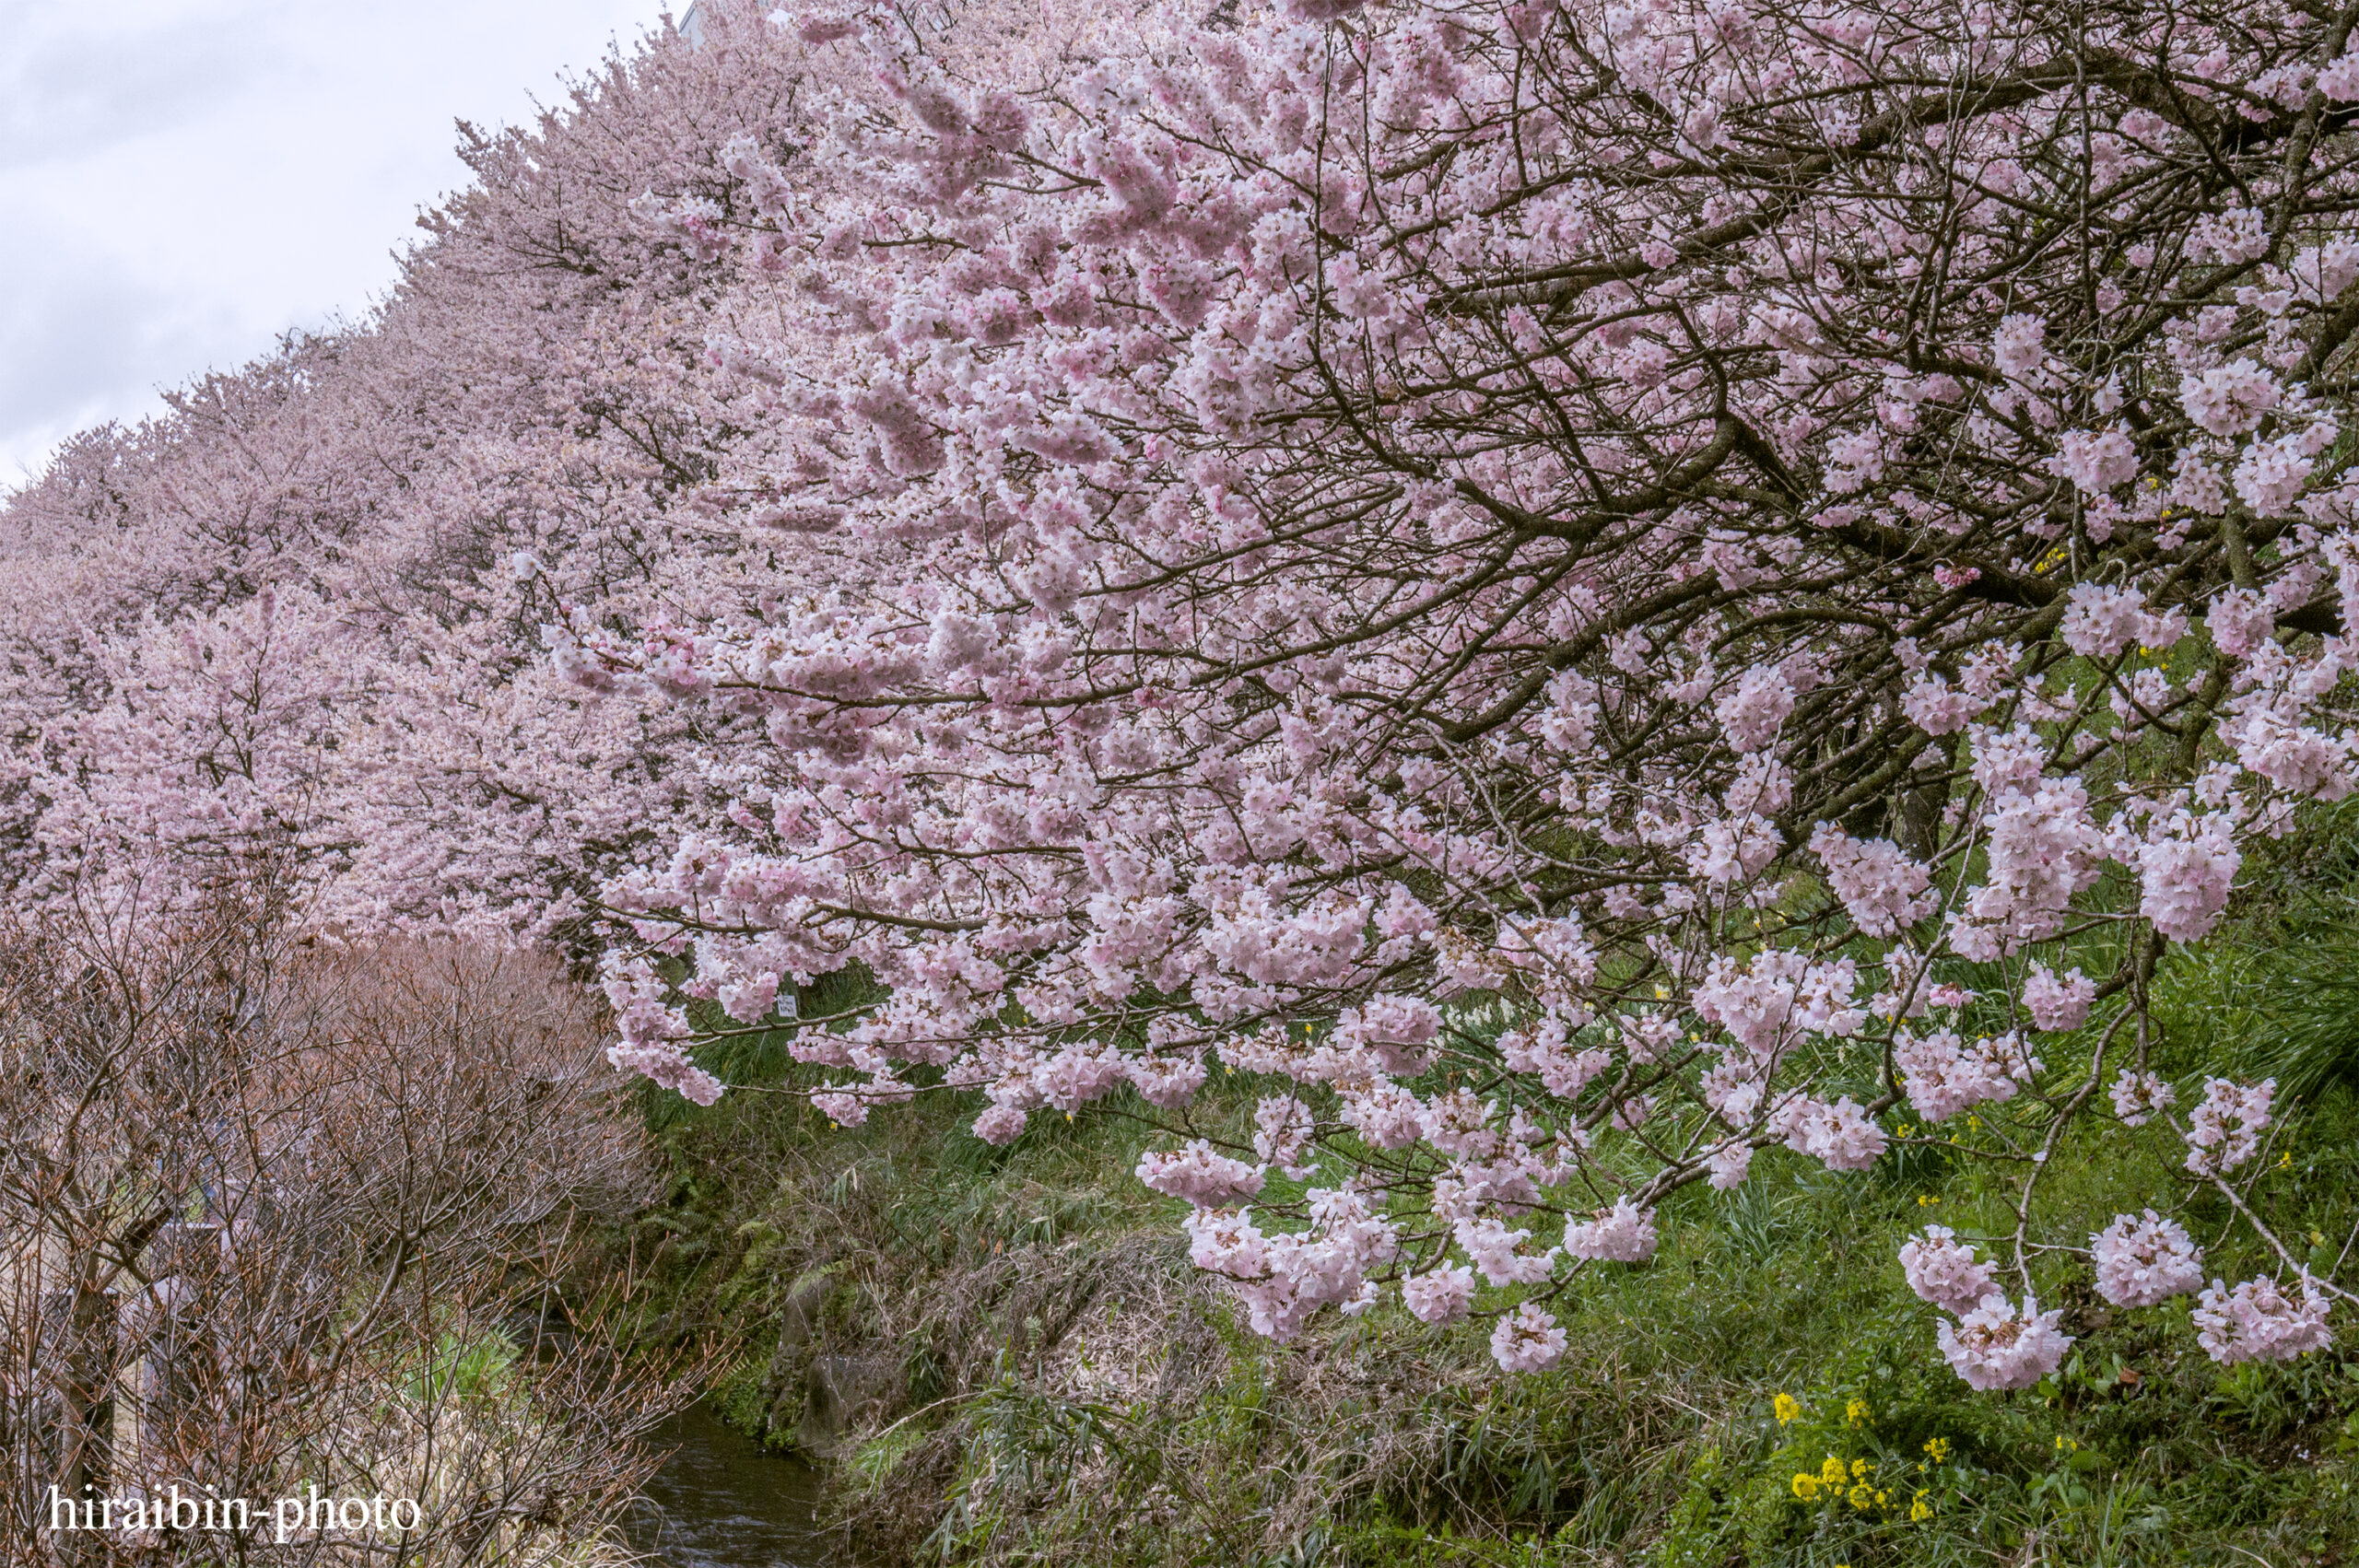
[633,1044,2359,1566]
[625,811,2359,1568]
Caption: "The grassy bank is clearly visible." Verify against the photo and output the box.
[636,872,2359,1567]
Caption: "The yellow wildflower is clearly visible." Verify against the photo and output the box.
[1774,1393,1802,1425]
[1821,1456,1848,1488]
[1911,1491,1933,1522]
[1847,1482,1875,1510]
[1923,1437,1950,1462]
[1851,1457,1871,1480]
[1792,1474,1821,1501]
[1845,1398,1872,1427]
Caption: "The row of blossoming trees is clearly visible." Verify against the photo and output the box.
[0,1,905,941]
[7,0,2359,1398]
[588,0,2359,1388]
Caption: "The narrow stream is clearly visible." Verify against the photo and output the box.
[628,1403,848,1568]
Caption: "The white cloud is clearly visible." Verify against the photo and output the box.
[0,250,234,481]
[0,0,664,490]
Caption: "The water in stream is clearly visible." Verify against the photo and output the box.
[628,1403,847,1568]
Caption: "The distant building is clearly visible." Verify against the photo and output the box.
[680,2,707,46]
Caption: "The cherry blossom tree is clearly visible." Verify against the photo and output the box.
[5,0,2353,1395]
[0,0,891,944]
[578,0,2359,1385]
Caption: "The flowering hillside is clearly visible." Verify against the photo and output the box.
[12,0,2359,1559]
[0,0,1021,942]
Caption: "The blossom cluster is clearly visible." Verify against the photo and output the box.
[1893,1030,2042,1124]
[1935,1296,2074,1393]
[2090,1211,2204,1309]
[2184,1079,2276,1176]
[2192,1276,2335,1364]
[1900,1229,2071,1389]
[1899,1228,2000,1315]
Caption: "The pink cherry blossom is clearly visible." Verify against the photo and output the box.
[2048,428,2138,495]
[1936,1294,2073,1390]
[1900,673,1981,735]
[1715,665,1797,753]
[1705,1141,1754,1190]
[1402,1265,1476,1324]
[2207,589,2277,661]
[1773,1095,1890,1173]
[2060,584,2149,660]
[2179,360,2281,437]
[2091,1211,2204,1308]
[2293,238,2359,301]
[1489,1303,1568,1374]
[2234,435,2317,517]
[1952,778,2107,956]
[2020,965,2095,1032]
[1562,1197,1660,1263]
[1991,314,2048,380]
[2184,1078,2275,1175]
[10,0,2359,1394]
[1137,1140,1266,1207]
[1456,1216,1561,1286]
[2321,49,2359,102]
[2136,811,2242,942]
[2192,1276,2334,1363]
[1895,1029,2042,1122]
[1184,1210,1271,1279]
[1899,1227,2001,1313]
[1808,824,1939,938]
[2109,1070,2177,1128]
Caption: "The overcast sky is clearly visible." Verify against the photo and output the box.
[1,0,668,488]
